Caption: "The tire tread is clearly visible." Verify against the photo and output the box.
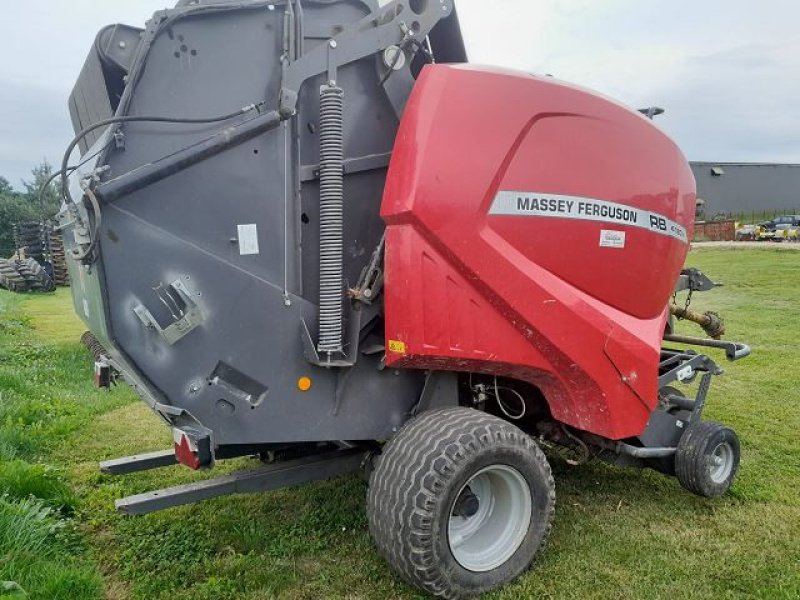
[367,408,555,599]
[14,258,55,293]
[675,420,739,498]
[0,258,28,292]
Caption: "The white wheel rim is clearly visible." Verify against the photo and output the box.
[447,465,532,572]
[709,441,734,484]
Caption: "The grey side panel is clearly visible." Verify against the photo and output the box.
[78,2,426,445]
[69,24,144,154]
[69,49,113,154]
[63,0,465,447]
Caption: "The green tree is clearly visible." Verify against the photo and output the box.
[0,198,38,258]
[0,176,14,197]
[0,163,59,258]
[22,160,62,220]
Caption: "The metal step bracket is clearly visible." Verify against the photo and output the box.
[133,278,203,345]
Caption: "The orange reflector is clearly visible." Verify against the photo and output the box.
[298,377,312,392]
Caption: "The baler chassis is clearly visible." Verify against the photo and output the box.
[100,333,750,514]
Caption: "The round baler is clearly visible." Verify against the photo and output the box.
[58,1,750,597]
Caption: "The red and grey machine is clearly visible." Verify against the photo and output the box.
[59,1,749,597]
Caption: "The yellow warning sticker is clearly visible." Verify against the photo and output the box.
[388,340,407,355]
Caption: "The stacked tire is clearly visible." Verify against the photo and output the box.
[15,257,56,292]
[12,222,47,260]
[0,258,28,292]
[0,258,56,294]
[9,221,70,288]
[48,232,70,287]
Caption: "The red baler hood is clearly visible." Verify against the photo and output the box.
[381,64,696,440]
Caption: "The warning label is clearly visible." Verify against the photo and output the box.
[490,191,688,244]
[599,230,626,248]
[237,224,260,256]
[388,340,407,355]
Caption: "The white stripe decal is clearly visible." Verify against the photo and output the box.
[489,191,689,244]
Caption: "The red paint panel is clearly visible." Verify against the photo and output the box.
[382,65,696,440]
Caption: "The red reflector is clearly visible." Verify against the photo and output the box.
[174,435,202,470]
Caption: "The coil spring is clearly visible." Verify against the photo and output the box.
[317,85,345,355]
[80,330,108,361]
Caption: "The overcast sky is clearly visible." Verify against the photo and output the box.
[0,0,798,189]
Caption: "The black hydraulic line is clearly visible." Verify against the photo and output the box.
[94,110,284,204]
[39,169,71,219]
[60,102,267,205]
[39,139,115,217]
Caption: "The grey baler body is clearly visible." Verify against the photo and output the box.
[63,0,466,453]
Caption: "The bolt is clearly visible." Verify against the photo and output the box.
[329,40,338,49]
[119,41,127,49]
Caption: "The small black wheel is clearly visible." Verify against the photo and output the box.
[675,421,740,498]
[367,408,555,599]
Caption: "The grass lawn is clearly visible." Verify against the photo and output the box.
[0,247,798,599]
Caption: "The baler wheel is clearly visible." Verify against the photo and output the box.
[0,258,29,293]
[367,408,555,599]
[675,421,740,498]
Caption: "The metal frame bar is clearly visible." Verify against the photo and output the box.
[688,372,713,423]
[115,448,367,515]
[658,351,718,388]
[299,151,392,182]
[279,0,454,114]
[100,450,177,475]
[663,333,751,361]
[674,267,718,293]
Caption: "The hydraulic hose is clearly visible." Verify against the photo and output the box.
[59,102,266,206]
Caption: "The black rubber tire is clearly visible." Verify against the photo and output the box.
[367,408,555,599]
[675,421,740,498]
[0,258,28,293]
[15,258,55,293]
